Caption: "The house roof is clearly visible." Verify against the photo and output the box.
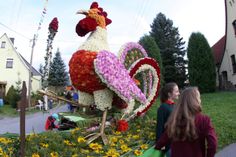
[19,54,41,76]
[212,35,226,65]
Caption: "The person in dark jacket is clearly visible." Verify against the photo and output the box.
[156,82,180,157]
[155,87,217,157]
[65,91,73,112]
[45,113,60,131]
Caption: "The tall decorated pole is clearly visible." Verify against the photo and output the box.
[42,17,58,110]
[27,0,49,109]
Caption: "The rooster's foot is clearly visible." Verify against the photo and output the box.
[85,132,108,145]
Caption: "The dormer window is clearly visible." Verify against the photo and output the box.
[233,20,236,36]
[1,41,6,48]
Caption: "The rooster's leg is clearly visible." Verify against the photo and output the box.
[86,109,108,145]
[100,109,108,144]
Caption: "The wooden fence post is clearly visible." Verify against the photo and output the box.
[20,81,27,157]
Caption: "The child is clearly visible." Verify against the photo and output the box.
[156,82,179,157]
[45,113,60,131]
[155,87,217,157]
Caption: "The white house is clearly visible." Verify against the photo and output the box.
[212,0,236,90]
[0,33,42,98]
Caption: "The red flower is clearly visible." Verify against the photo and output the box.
[69,50,106,94]
[117,120,129,132]
[49,17,58,32]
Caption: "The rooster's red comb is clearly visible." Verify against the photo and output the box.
[90,2,98,9]
[90,1,112,26]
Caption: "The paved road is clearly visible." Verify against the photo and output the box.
[215,143,236,157]
[0,105,68,134]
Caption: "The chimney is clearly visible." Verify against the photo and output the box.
[10,38,15,45]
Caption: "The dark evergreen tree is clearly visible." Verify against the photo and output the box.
[139,35,164,85]
[150,12,187,88]
[39,64,44,75]
[48,48,68,88]
[187,32,216,93]
[5,86,20,108]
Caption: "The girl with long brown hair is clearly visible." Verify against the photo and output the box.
[155,87,217,157]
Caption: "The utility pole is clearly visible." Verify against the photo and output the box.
[27,34,36,109]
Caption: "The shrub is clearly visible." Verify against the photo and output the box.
[5,86,20,108]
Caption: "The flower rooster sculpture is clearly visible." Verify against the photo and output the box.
[69,2,161,145]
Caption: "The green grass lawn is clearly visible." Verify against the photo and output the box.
[147,91,236,150]
[0,105,19,117]
[201,91,236,150]
[0,104,40,117]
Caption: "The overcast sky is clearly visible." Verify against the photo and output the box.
[0,0,225,70]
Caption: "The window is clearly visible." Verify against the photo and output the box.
[231,55,236,74]
[232,20,236,35]
[6,58,13,68]
[1,41,6,48]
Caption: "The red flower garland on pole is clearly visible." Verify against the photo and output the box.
[49,17,58,32]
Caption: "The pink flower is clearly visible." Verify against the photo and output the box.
[94,50,147,104]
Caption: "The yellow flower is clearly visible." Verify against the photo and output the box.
[50,152,58,157]
[0,137,12,145]
[114,131,121,135]
[3,153,9,157]
[140,144,148,150]
[134,149,143,156]
[89,143,102,151]
[109,142,116,147]
[71,127,80,134]
[40,143,49,148]
[119,139,124,144]
[121,144,131,153]
[64,140,72,146]
[132,135,140,140]
[110,137,118,143]
[0,147,3,155]
[77,137,86,143]
[105,148,120,157]
[32,153,40,157]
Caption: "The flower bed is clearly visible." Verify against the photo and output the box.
[0,117,156,157]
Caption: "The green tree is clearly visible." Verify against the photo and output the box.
[187,32,216,93]
[150,12,187,87]
[5,86,20,108]
[139,35,164,85]
[48,48,68,89]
